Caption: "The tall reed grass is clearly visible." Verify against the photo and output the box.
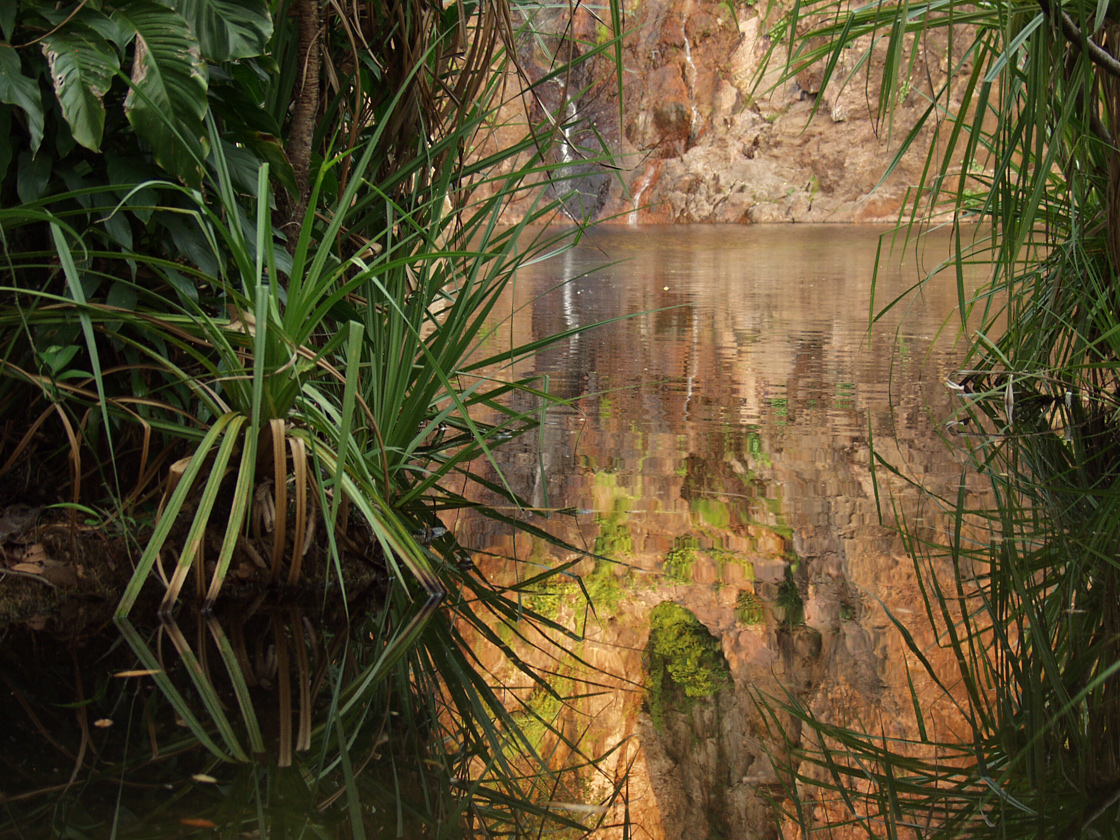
[758,0,1120,835]
[0,0,627,834]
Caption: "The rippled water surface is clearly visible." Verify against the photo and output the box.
[457,224,988,838]
[0,225,988,839]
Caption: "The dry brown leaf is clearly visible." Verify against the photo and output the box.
[21,543,48,564]
[11,562,43,574]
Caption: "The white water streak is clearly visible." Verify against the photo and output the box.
[680,0,699,141]
[685,305,699,414]
[628,165,655,226]
[554,80,578,166]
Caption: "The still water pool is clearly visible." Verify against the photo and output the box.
[455,224,987,838]
[0,224,985,839]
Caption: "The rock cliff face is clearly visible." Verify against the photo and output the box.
[482,0,970,224]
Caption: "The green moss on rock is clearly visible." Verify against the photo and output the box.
[646,601,730,731]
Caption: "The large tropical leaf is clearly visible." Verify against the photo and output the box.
[114,0,209,185]
[40,28,120,152]
[173,0,273,62]
[0,44,44,154]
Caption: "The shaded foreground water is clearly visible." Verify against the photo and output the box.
[0,225,986,838]
[454,225,989,839]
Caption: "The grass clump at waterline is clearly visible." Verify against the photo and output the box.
[754,0,1120,834]
[0,0,629,834]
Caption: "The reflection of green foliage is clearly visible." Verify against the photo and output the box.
[511,681,566,754]
[594,518,633,558]
[692,497,730,529]
[528,560,628,622]
[735,590,764,624]
[706,548,755,582]
[583,561,626,612]
[646,602,730,731]
[840,603,857,621]
[776,572,804,626]
[527,581,566,623]
[663,536,699,582]
[649,603,728,697]
[594,486,634,560]
[745,428,771,468]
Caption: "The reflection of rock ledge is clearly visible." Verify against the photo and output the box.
[453,230,983,837]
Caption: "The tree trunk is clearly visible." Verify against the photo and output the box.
[284,0,321,244]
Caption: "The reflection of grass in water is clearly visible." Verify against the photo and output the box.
[692,496,731,529]
[592,475,635,561]
[734,590,764,624]
[529,560,628,620]
[745,428,772,469]
[512,680,568,754]
[646,602,730,733]
[594,517,633,559]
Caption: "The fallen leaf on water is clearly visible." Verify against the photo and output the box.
[179,818,217,828]
[191,773,218,784]
[94,718,113,728]
[113,669,162,678]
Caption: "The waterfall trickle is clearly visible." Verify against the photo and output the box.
[628,165,655,226]
[680,0,700,143]
[554,80,578,166]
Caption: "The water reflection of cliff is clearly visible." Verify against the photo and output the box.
[453,226,986,840]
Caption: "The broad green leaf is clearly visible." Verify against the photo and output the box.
[70,8,134,51]
[114,0,209,186]
[0,45,45,154]
[172,0,273,61]
[105,153,161,222]
[41,28,120,151]
[16,150,51,202]
[0,5,14,42]
[29,5,127,67]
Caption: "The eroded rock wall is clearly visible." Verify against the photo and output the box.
[479,0,972,223]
